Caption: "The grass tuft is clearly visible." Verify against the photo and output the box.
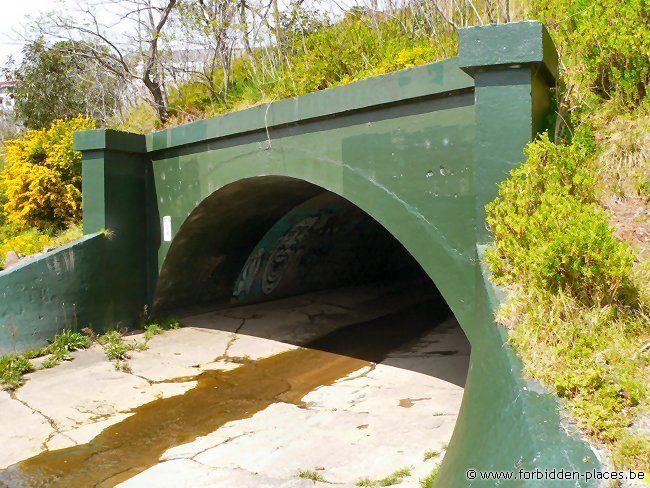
[0,354,33,390]
[356,467,412,487]
[140,317,181,341]
[297,469,326,482]
[43,328,92,367]
[99,329,147,370]
[420,466,440,488]
[355,478,376,487]
[378,467,412,486]
[423,449,440,461]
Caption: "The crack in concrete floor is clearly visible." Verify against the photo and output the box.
[0,284,470,487]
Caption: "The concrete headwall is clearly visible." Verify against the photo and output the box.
[0,234,147,354]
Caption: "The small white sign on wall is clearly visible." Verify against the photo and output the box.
[163,216,172,242]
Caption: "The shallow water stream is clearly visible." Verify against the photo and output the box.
[0,301,443,487]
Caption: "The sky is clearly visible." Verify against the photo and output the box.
[0,0,59,70]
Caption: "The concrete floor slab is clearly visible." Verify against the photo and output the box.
[0,391,53,468]
[1,285,470,487]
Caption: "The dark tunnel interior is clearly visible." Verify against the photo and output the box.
[153,175,470,385]
[153,176,439,314]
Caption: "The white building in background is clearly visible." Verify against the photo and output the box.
[0,82,15,113]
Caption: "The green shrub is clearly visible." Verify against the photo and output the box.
[533,0,650,107]
[486,132,636,305]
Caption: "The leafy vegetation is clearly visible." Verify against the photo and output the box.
[164,12,455,127]
[139,316,181,341]
[420,466,440,488]
[5,40,121,130]
[486,132,637,306]
[297,470,327,482]
[532,0,650,108]
[43,329,92,367]
[0,227,52,268]
[475,0,650,475]
[422,449,440,461]
[98,330,147,371]
[485,0,649,467]
[0,329,92,373]
[355,467,413,487]
[0,318,181,392]
[0,224,83,270]
[0,354,33,391]
[488,122,649,471]
[1,116,95,230]
[0,115,89,269]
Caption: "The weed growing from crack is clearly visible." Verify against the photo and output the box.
[45,329,92,366]
[355,478,376,487]
[0,354,33,390]
[141,317,180,341]
[420,465,440,488]
[356,467,413,487]
[423,449,439,461]
[138,306,180,342]
[1,317,181,389]
[99,330,147,370]
[298,469,326,482]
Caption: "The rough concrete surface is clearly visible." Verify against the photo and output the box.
[0,285,470,487]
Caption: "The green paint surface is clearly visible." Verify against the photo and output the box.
[0,234,145,352]
[0,22,599,486]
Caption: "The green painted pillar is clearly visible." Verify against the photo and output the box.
[459,21,558,243]
[434,23,598,487]
[74,129,154,317]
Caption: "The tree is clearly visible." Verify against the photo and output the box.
[37,0,178,123]
[173,0,240,107]
[6,40,121,130]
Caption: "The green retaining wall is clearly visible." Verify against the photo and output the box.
[0,233,146,353]
[0,21,602,486]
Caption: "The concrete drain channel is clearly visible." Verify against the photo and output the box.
[0,188,472,487]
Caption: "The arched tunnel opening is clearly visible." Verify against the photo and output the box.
[151,176,471,482]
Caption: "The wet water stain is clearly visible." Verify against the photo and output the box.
[398,397,431,408]
[0,301,447,487]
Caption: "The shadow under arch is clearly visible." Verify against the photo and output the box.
[153,172,477,343]
[154,174,473,384]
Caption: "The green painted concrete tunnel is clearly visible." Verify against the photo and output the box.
[0,22,601,486]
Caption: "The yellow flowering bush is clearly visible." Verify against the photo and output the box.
[0,228,52,268]
[1,116,96,229]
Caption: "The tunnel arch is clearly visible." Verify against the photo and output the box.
[153,173,476,485]
[153,169,478,344]
[154,174,458,311]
